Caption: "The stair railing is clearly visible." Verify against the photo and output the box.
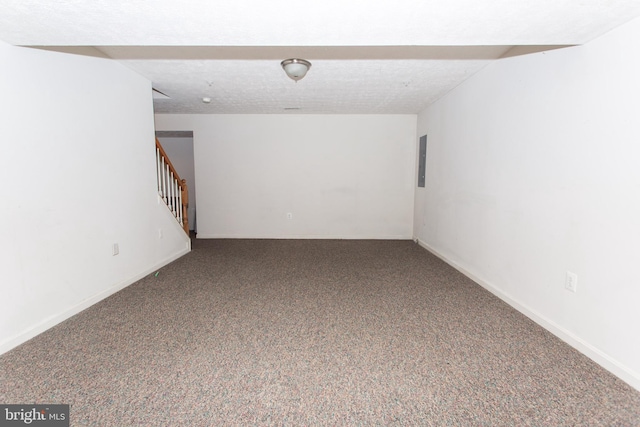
[155,138,189,234]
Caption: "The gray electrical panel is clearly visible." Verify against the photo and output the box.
[418,135,427,187]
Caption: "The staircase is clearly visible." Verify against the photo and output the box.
[155,138,189,235]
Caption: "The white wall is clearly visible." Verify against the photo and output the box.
[157,137,197,231]
[414,17,640,390]
[0,42,190,353]
[155,114,416,239]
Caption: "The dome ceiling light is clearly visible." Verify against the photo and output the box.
[281,58,312,82]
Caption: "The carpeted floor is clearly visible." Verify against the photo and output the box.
[1,239,639,426]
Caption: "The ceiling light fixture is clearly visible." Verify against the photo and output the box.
[281,58,311,82]
[202,97,211,103]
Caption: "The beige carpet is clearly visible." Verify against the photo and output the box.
[1,239,639,426]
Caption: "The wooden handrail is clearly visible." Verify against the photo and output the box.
[156,138,189,235]
[156,138,183,183]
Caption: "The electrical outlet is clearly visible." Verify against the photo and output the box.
[286,212,293,220]
[565,271,577,293]
[112,243,119,256]
[158,229,163,239]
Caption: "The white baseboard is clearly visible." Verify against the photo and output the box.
[195,234,412,240]
[0,247,190,356]
[415,238,640,392]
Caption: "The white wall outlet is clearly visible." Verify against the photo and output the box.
[565,271,578,293]
[112,243,119,256]
[158,228,163,239]
[286,212,293,220]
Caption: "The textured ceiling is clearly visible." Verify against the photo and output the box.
[1,0,639,114]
